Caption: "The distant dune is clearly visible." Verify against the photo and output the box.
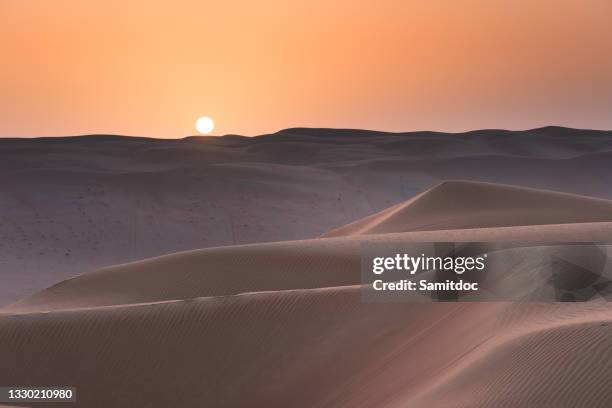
[2,180,612,407]
[1,127,612,305]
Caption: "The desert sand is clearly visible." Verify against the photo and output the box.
[1,127,612,305]
[2,128,612,407]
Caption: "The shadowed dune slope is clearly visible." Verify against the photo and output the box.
[2,181,612,407]
[322,180,612,237]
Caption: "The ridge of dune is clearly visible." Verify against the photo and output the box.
[4,179,612,314]
[4,220,612,314]
[322,180,612,237]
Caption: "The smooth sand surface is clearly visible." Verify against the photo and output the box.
[2,126,612,305]
[2,180,612,407]
[322,180,612,236]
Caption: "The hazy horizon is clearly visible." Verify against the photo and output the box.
[2,0,612,137]
[1,124,611,140]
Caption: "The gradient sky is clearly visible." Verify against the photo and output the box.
[2,0,612,137]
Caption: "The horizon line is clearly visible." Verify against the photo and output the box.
[1,125,612,141]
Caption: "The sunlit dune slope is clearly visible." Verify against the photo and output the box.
[2,289,612,406]
[322,180,612,237]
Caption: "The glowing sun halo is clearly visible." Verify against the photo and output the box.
[196,116,215,134]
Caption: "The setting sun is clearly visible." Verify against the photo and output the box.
[195,116,214,134]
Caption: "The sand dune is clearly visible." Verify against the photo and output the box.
[322,180,612,237]
[4,220,612,314]
[6,181,612,313]
[4,289,612,407]
[2,127,612,305]
[2,180,612,407]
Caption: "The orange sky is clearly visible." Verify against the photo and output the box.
[2,0,611,137]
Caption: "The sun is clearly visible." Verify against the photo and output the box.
[195,116,215,134]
